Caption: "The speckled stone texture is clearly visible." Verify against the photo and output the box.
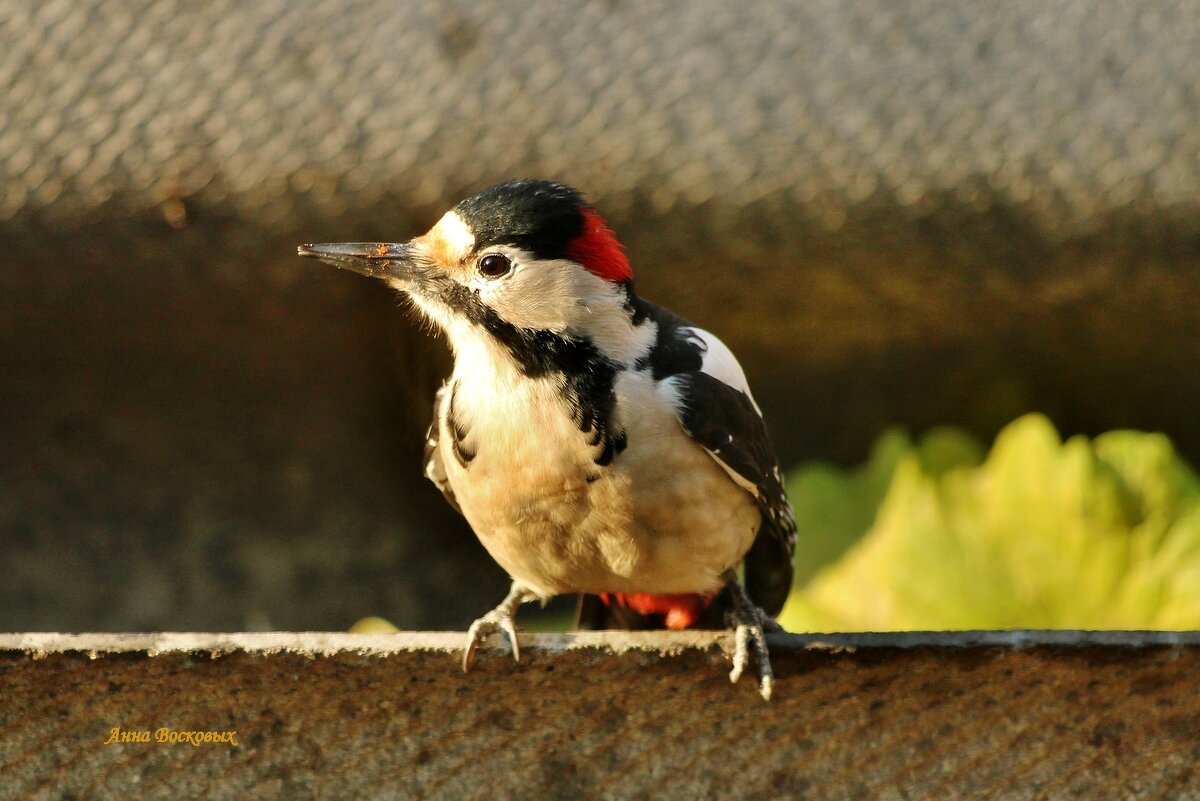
[2,632,1199,800]
[3,1,1200,631]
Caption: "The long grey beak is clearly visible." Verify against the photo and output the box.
[297,242,415,280]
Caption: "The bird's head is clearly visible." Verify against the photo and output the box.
[299,180,642,362]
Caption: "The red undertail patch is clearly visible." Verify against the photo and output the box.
[599,592,714,630]
[566,208,632,282]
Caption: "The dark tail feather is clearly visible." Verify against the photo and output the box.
[743,517,795,618]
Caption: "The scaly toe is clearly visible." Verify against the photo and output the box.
[729,622,752,684]
[727,607,776,701]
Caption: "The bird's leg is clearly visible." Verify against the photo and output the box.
[722,568,782,701]
[462,580,539,672]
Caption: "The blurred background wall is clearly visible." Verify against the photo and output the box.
[2,0,1198,631]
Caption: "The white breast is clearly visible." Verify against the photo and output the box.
[440,342,760,600]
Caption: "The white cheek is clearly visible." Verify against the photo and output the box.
[476,252,579,332]
[476,257,655,364]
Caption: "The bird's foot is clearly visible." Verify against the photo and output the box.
[462,582,536,672]
[723,570,780,701]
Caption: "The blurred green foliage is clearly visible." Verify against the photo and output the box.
[780,414,1200,632]
[786,425,985,587]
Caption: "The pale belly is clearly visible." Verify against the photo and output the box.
[442,372,761,599]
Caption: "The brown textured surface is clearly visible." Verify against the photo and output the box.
[2,632,1199,800]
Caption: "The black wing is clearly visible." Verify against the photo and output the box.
[671,370,796,616]
[634,297,797,617]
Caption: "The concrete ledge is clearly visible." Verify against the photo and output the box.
[3,631,1199,800]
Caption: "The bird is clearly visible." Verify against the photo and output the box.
[298,180,796,699]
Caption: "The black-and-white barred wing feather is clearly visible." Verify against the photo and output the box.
[423,382,461,514]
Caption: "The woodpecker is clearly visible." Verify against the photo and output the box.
[299,180,796,699]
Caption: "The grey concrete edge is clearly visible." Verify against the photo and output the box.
[2,630,1200,659]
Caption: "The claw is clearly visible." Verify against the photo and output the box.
[461,581,535,672]
[722,569,778,701]
[503,618,521,663]
[462,621,483,672]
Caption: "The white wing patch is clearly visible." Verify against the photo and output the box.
[706,448,763,497]
[681,326,763,416]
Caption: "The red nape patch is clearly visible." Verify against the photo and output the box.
[566,208,632,282]
[599,592,714,630]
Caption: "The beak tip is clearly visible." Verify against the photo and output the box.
[294,242,413,280]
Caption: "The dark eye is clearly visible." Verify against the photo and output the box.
[478,253,512,278]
